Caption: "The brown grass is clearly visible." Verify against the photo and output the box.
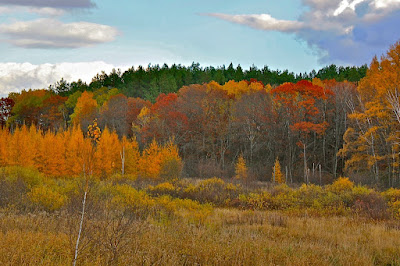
[1,209,400,265]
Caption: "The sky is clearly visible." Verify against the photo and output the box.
[0,0,399,96]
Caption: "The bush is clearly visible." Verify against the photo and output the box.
[326,177,354,193]
[0,166,43,188]
[147,182,179,197]
[388,200,400,219]
[182,178,241,206]
[295,184,325,208]
[159,157,183,181]
[102,183,213,224]
[353,192,389,220]
[382,188,400,202]
[28,185,67,212]
[109,184,156,219]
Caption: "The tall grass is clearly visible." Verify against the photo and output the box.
[1,210,400,265]
[2,167,400,264]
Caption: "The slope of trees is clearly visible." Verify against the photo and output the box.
[1,41,399,186]
[0,78,354,182]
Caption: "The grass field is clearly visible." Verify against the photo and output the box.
[2,167,400,265]
[1,209,400,265]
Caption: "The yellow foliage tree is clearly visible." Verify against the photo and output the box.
[139,139,162,179]
[70,91,97,127]
[159,139,182,180]
[0,120,182,181]
[273,158,284,184]
[122,136,140,178]
[38,130,66,177]
[94,127,120,177]
[235,154,248,180]
[65,126,92,177]
[340,41,400,182]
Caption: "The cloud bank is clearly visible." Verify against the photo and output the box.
[207,0,400,64]
[0,0,95,9]
[0,61,126,97]
[0,19,118,49]
[0,0,118,49]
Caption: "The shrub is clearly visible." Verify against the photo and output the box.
[326,177,354,193]
[353,192,389,220]
[382,188,400,202]
[0,166,43,188]
[270,183,292,196]
[387,200,400,219]
[28,185,67,212]
[162,197,213,225]
[182,178,241,206]
[295,184,325,208]
[109,184,155,219]
[147,182,179,197]
[103,183,213,224]
[159,157,183,181]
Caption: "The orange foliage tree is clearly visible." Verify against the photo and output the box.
[340,41,400,184]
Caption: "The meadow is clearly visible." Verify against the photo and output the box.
[1,166,400,265]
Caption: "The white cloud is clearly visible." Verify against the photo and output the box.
[206,0,400,64]
[0,19,119,49]
[0,6,11,13]
[0,61,129,96]
[374,0,400,8]
[334,0,367,16]
[0,0,95,9]
[208,13,304,32]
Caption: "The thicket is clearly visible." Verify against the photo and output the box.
[1,166,400,221]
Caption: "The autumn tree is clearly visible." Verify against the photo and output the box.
[94,127,120,178]
[272,80,333,182]
[40,95,68,130]
[70,91,98,131]
[235,154,248,181]
[9,89,51,126]
[272,158,284,184]
[340,41,400,185]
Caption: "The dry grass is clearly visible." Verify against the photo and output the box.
[1,209,400,265]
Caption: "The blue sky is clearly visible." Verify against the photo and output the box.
[0,0,399,96]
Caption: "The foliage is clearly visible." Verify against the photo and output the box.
[326,177,354,193]
[235,154,248,180]
[28,185,67,212]
[3,41,400,183]
[0,126,182,180]
[273,158,284,183]
[183,178,242,206]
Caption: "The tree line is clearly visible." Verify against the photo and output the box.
[48,62,367,102]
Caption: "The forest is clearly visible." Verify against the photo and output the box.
[0,41,400,265]
[0,43,394,186]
